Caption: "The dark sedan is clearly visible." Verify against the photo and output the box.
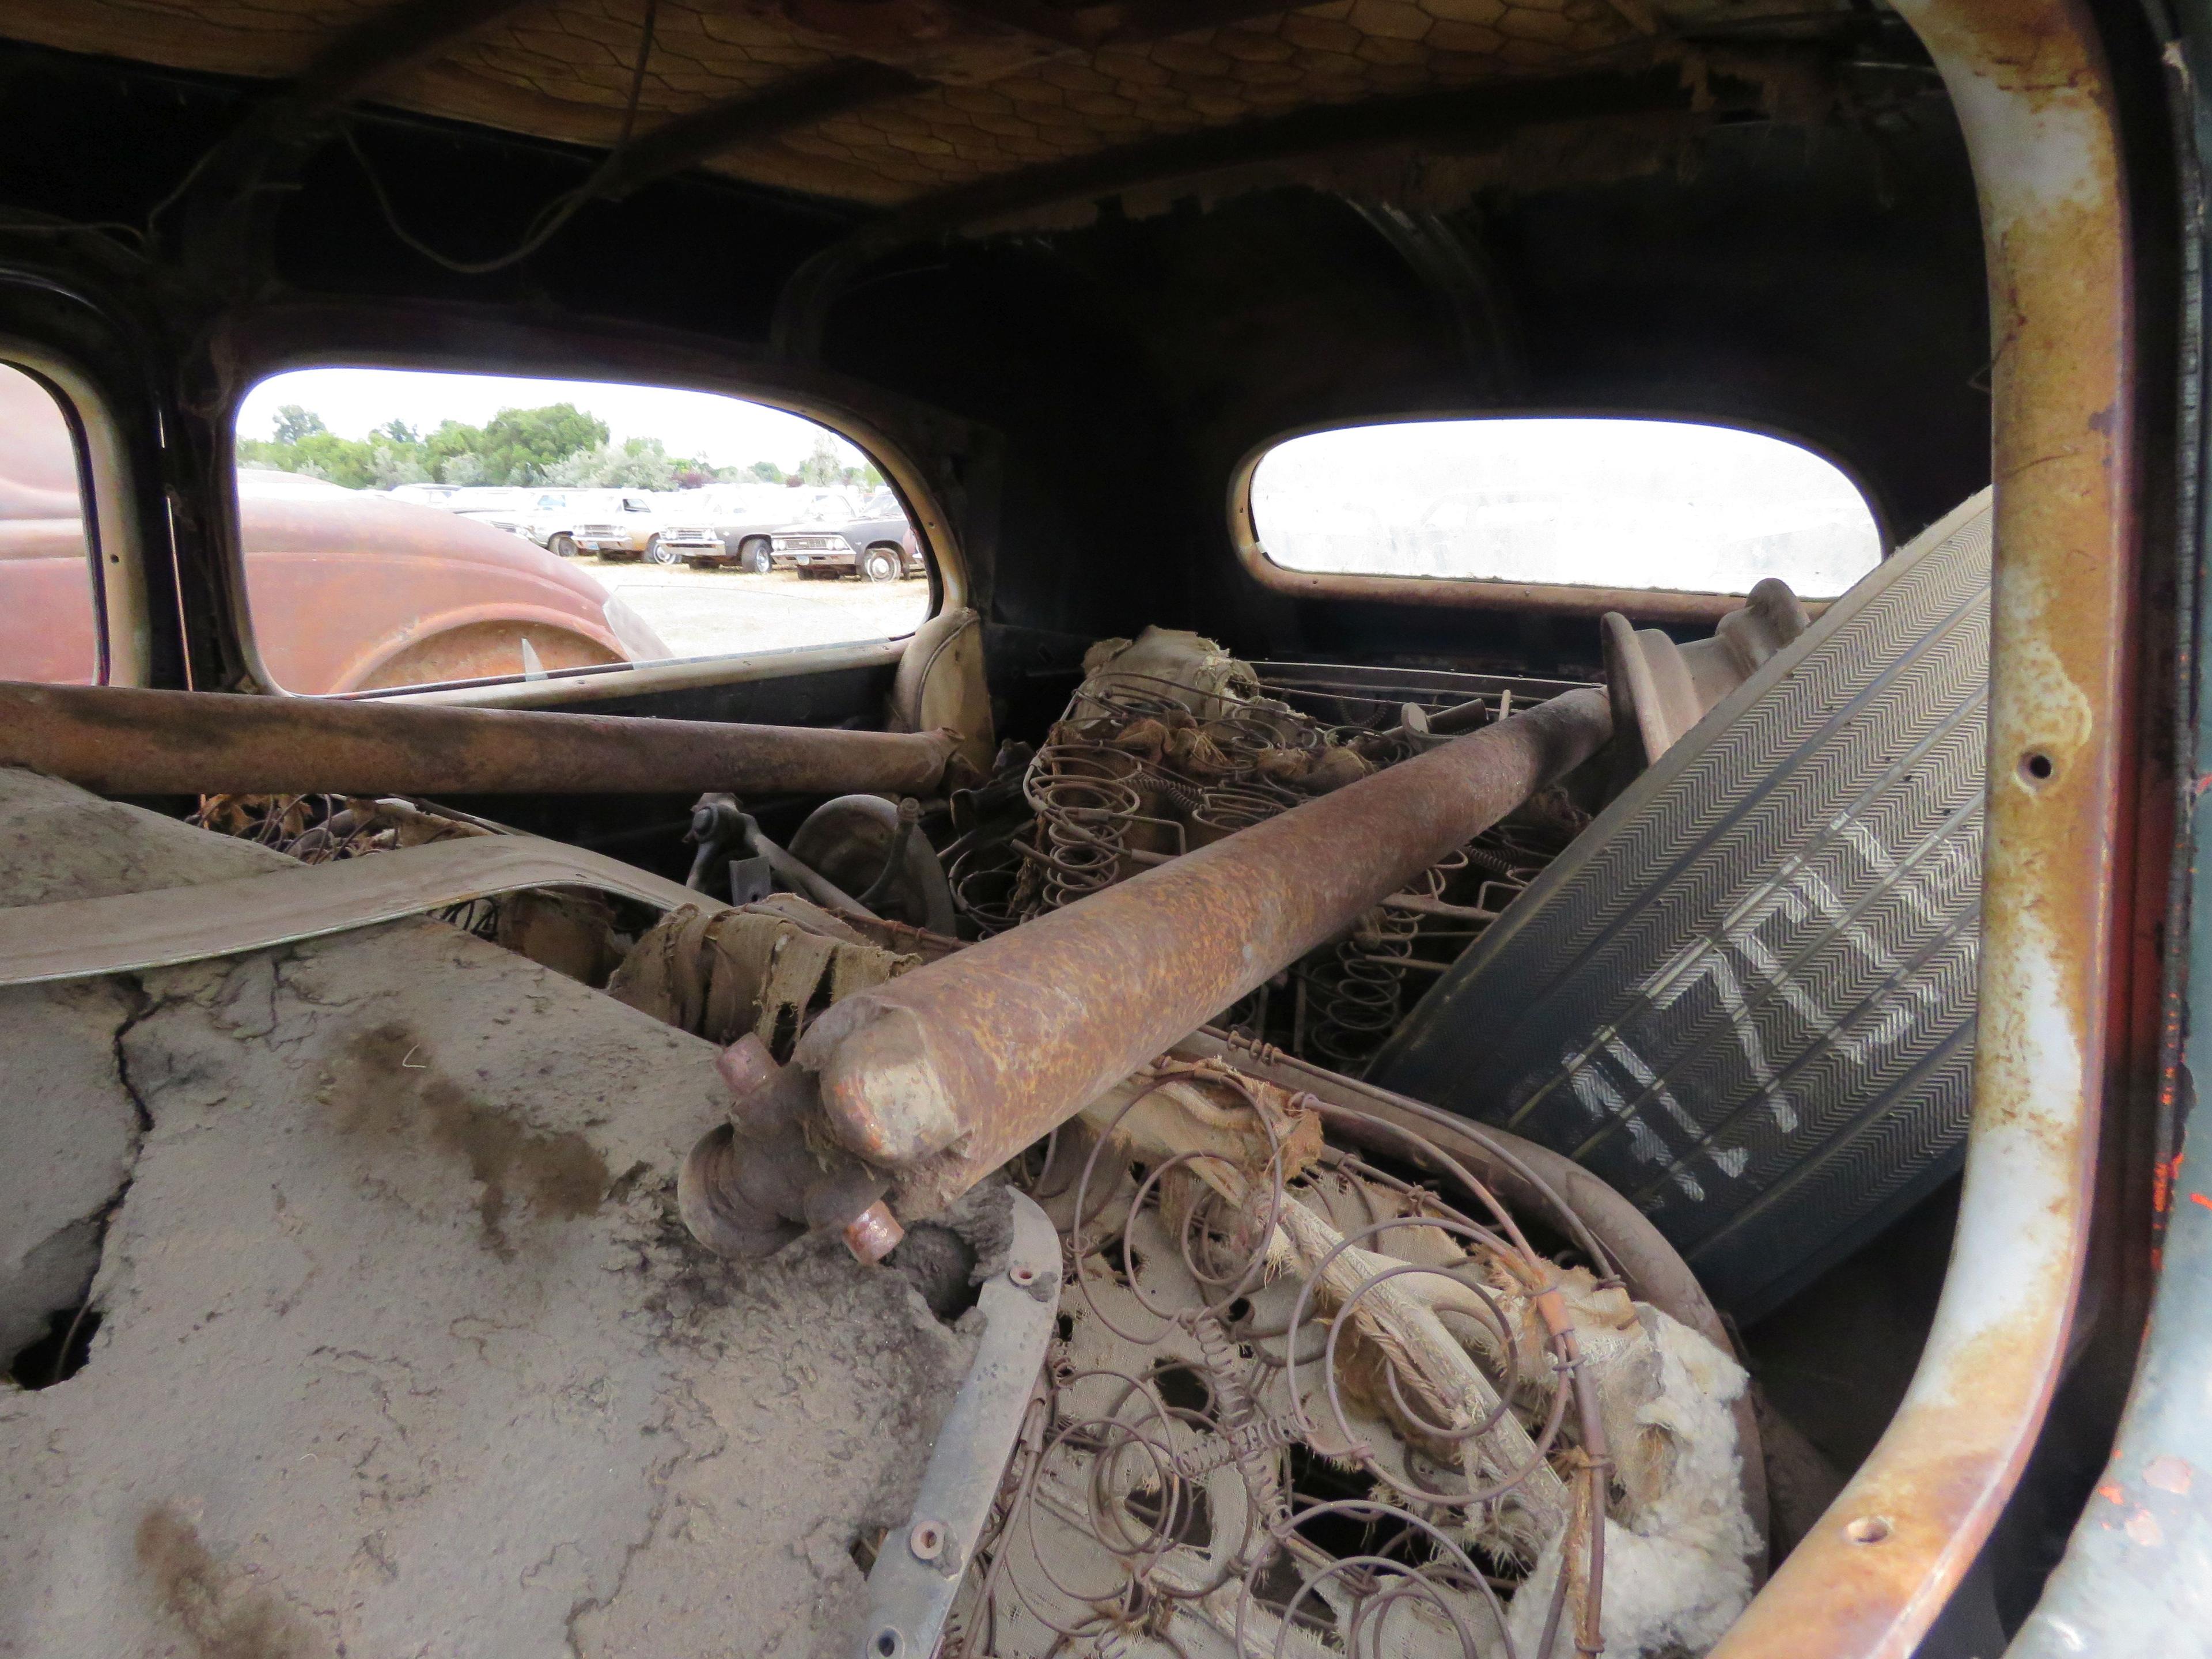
[771,490,923,581]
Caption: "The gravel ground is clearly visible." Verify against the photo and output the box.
[583,556,929,659]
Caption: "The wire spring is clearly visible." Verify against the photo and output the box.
[1170,1407,1308,1479]
[1304,890,1425,1069]
[1184,1308,1287,1531]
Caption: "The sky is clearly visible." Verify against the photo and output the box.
[237,367,874,472]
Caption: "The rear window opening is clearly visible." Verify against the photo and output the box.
[1249,417,1884,600]
[232,367,931,695]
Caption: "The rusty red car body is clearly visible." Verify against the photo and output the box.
[0,366,658,695]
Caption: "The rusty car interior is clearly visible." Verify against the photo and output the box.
[0,0,2203,1654]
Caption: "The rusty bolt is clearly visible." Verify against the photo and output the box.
[908,1520,945,1560]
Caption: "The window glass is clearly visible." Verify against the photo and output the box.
[234,368,931,695]
[1249,418,1883,599]
[0,363,100,684]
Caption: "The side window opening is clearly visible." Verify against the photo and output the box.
[1248,416,1884,600]
[232,366,933,696]
[0,362,101,685]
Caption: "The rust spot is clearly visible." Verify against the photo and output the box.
[325,1022,608,1258]
[2189,1192,2212,1213]
[2144,1456,2194,1495]
[2097,1481,2126,1503]
[2153,1150,2182,1211]
[135,1505,327,1659]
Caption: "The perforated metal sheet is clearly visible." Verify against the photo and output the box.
[1370,492,1991,1316]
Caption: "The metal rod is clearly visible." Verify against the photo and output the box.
[794,687,1613,1215]
[0,681,959,800]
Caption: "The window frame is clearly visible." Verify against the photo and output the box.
[207,306,968,707]
[0,338,151,687]
[1228,408,1891,624]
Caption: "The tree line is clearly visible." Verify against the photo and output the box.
[236,403,882,492]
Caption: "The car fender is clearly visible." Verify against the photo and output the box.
[326,600,634,694]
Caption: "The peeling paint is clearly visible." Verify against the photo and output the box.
[1706,0,2134,1650]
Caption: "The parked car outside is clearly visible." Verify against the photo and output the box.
[570,491,668,562]
[771,488,922,581]
[0,369,668,691]
[445,486,535,541]
[385,482,463,508]
[658,484,830,573]
[234,471,671,690]
[463,490,591,558]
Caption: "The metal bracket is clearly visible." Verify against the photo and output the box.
[858,1188,1059,1659]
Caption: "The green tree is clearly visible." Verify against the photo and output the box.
[367,438,430,487]
[475,403,608,484]
[748,460,784,483]
[798,434,844,487]
[543,435,680,490]
[377,419,421,445]
[271,404,327,445]
[423,420,487,483]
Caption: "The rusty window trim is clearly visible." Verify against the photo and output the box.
[199,301,969,705]
[1226,407,1891,624]
[1707,0,2141,1653]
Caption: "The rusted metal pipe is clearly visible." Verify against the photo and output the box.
[0,681,960,798]
[795,686,1612,1215]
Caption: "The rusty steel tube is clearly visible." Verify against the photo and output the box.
[0,681,959,799]
[795,686,1612,1213]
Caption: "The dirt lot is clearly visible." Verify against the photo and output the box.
[582,556,930,659]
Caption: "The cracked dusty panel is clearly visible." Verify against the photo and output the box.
[0,767,290,905]
[0,768,296,1368]
[0,773,977,1658]
[0,980,143,1362]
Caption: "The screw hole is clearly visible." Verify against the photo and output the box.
[1845,1516,1893,1545]
[2020,751,2056,786]
[874,1629,902,1657]
[1009,1264,1036,1286]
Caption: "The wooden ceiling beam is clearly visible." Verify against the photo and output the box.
[937,0,1347,51]
[594,0,1322,188]
[596,59,930,200]
[278,0,545,129]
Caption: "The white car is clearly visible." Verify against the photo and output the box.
[494,491,590,557]
[569,492,668,562]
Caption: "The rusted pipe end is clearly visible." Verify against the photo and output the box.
[843,1200,905,1263]
[800,999,964,1167]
